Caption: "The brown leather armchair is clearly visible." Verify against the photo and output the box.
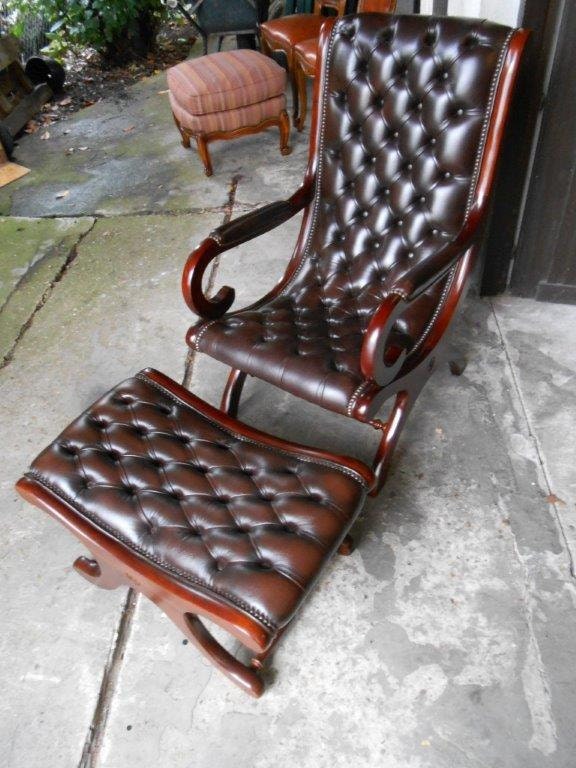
[293,0,398,130]
[182,14,528,495]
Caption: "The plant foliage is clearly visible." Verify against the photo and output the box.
[6,0,173,63]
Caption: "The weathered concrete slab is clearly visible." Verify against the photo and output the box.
[0,210,221,768]
[0,215,94,361]
[95,216,576,768]
[491,296,576,562]
[0,48,306,219]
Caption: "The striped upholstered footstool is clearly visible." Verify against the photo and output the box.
[167,49,291,177]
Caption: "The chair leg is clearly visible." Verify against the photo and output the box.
[370,390,414,496]
[221,368,247,417]
[294,62,308,132]
[278,109,292,155]
[195,135,213,177]
[337,533,354,555]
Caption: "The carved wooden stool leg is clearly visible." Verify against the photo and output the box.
[73,555,127,590]
[278,109,292,155]
[169,610,265,697]
[337,533,355,556]
[294,62,307,132]
[195,135,213,177]
[221,368,247,417]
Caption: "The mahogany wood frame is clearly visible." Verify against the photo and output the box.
[182,19,529,495]
[172,109,291,177]
[16,368,371,697]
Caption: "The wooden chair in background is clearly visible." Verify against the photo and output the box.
[293,1,398,130]
[260,0,348,123]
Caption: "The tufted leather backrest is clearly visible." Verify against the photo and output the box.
[285,14,512,348]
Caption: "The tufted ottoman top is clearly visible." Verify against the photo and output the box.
[167,49,287,116]
[24,369,369,631]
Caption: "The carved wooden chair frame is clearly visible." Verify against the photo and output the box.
[181,18,528,497]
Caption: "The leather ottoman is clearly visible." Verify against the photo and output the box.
[167,49,291,177]
[16,368,371,696]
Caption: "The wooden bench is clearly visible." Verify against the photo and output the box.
[16,368,372,697]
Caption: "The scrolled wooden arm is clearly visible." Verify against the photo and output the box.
[360,231,477,387]
[181,183,313,319]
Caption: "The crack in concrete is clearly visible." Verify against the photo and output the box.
[78,589,139,768]
[79,173,242,767]
[0,217,97,370]
[490,300,576,579]
[6,204,243,221]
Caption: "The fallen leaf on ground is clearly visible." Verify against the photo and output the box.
[55,190,70,199]
[123,125,135,133]
[158,89,169,94]
[40,131,50,140]
[546,493,566,506]
[78,146,88,151]
[58,97,72,106]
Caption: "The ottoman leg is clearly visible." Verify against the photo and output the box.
[279,110,291,156]
[195,135,213,177]
[172,112,191,149]
[171,610,265,697]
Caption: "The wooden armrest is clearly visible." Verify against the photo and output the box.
[181,183,312,319]
[360,229,478,387]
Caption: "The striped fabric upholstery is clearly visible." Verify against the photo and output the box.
[167,50,286,116]
[169,92,286,134]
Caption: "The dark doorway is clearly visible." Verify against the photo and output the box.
[481,0,576,304]
[509,0,576,303]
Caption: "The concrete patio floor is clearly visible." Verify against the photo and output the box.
[1,50,575,768]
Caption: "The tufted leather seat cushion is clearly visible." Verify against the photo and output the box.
[193,15,512,415]
[25,371,367,631]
